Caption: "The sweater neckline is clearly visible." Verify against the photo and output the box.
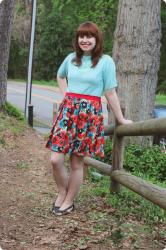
[82,55,91,60]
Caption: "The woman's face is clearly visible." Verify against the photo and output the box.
[78,35,96,54]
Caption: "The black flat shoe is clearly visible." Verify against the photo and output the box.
[52,203,60,214]
[54,204,75,216]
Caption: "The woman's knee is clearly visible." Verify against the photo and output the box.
[50,152,64,168]
[70,154,84,171]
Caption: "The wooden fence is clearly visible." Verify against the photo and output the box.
[84,117,166,210]
[53,103,166,210]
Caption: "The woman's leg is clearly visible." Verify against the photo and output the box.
[51,152,68,207]
[59,154,84,210]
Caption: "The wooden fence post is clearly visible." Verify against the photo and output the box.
[110,108,125,193]
[83,163,89,181]
[53,103,58,121]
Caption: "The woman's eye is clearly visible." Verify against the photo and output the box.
[79,35,93,39]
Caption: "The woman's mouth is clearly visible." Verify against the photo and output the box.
[80,42,91,46]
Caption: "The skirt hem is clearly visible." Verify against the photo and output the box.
[46,145,104,158]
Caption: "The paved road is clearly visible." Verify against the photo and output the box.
[7,81,63,127]
[7,81,109,133]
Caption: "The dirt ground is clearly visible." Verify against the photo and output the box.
[0,118,166,250]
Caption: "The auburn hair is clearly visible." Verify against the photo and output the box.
[72,21,103,67]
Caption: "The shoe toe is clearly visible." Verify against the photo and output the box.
[54,204,74,216]
[52,203,60,214]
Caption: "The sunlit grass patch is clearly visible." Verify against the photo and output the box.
[16,161,30,169]
[155,94,166,105]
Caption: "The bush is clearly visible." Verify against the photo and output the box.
[124,144,166,182]
[98,139,166,182]
[156,81,166,94]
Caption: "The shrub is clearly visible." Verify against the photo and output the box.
[97,139,166,182]
[156,81,166,94]
[124,144,166,182]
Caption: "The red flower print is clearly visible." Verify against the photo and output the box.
[60,130,66,138]
[74,102,80,109]
[78,131,86,139]
[79,112,88,121]
[65,98,72,107]
[77,120,85,129]
[99,115,103,122]
[93,100,100,109]
[78,141,86,152]
[70,114,78,123]
[85,137,92,145]
[89,126,97,133]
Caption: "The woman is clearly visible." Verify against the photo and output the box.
[46,21,132,215]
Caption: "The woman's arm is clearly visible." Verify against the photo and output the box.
[57,75,67,96]
[105,89,133,125]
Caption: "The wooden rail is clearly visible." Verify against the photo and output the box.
[84,156,166,210]
[104,117,166,136]
[111,170,166,210]
[84,157,112,175]
[115,117,166,136]
[52,103,166,210]
[85,117,166,210]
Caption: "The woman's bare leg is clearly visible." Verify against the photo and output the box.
[51,152,68,207]
[59,154,84,210]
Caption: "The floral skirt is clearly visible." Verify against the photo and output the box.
[46,92,105,158]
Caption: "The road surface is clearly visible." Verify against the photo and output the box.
[7,81,109,133]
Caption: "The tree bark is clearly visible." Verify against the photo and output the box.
[0,0,15,108]
[113,0,161,145]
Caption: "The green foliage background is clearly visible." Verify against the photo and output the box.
[98,139,166,183]
[8,0,119,80]
[8,0,166,93]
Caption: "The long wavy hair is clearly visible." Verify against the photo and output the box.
[72,21,103,67]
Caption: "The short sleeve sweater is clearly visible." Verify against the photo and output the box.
[57,52,118,97]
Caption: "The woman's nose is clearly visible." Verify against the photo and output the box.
[82,36,88,41]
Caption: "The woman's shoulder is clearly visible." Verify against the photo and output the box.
[101,54,114,63]
[66,52,76,60]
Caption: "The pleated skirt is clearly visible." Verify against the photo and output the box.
[46,92,105,158]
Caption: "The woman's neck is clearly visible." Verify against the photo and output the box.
[83,52,92,56]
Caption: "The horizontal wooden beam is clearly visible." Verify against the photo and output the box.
[85,158,166,209]
[116,117,166,137]
[104,124,114,136]
[84,157,112,175]
[111,170,166,210]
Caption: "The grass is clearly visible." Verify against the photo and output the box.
[155,94,166,105]
[78,174,166,226]
[77,177,165,249]
[8,78,58,87]
[16,161,30,169]
[4,102,24,121]
[0,103,28,144]
[0,136,5,145]
[0,112,25,136]
[33,79,57,87]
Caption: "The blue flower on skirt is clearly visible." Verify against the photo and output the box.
[59,119,68,128]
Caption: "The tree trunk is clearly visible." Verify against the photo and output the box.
[113,0,161,145]
[0,0,15,108]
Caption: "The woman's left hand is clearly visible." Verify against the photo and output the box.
[118,118,133,125]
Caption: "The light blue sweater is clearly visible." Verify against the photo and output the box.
[57,52,117,97]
